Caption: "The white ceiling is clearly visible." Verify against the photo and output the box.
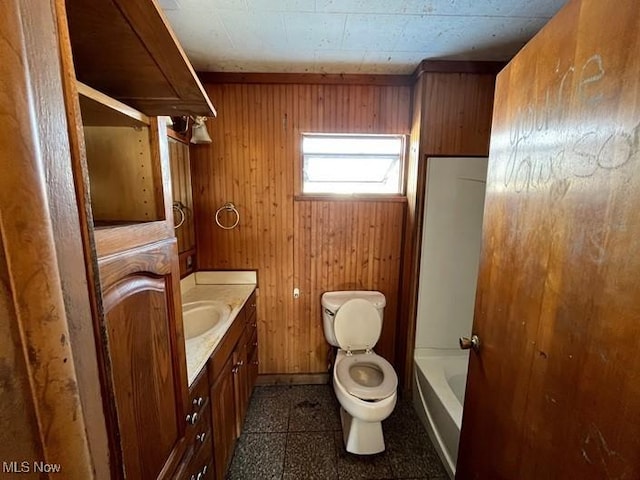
[160,0,566,74]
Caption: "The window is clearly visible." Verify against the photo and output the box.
[301,134,405,195]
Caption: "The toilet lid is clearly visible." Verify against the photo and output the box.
[334,298,381,351]
[335,352,397,400]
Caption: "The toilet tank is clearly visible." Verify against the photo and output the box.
[321,291,386,347]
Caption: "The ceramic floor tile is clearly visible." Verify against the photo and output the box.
[252,384,297,399]
[383,398,447,479]
[229,386,448,480]
[333,430,394,480]
[383,398,428,438]
[385,430,447,479]
[283,431,338,480]
[226,432,286,480]
[288,384,341,432]
[244,393,290,433]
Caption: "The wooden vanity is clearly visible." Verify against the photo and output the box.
[174,290,259,480]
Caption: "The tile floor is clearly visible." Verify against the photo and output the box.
[226,384,448,480]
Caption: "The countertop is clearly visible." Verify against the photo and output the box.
[182,282,256,386]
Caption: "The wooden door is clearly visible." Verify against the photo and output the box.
[99,239,189,479]
[210,355,237,480]
[457,1,640,478]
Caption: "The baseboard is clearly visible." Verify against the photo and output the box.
[256,373,330,385]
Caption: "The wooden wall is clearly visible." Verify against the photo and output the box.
[191,81,411,374]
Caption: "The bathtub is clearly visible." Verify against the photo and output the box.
[412,349,469,479]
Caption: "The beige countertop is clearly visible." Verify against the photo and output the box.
[181,273,256,386]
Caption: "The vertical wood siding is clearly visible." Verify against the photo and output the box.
[191,83,411,374]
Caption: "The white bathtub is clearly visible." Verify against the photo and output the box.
[412,349,469,479]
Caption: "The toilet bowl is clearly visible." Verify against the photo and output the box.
[321,292,398,455]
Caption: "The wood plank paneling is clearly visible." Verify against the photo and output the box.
[421,73,496,156]
[192,82,411,374]
[294,200,405,372]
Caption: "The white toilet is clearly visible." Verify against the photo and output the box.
[321,291,398,455]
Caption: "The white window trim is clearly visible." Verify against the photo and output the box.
[301,133,406,196]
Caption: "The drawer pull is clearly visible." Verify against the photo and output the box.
[251,323,257,328]
[186,412,199,425]
[192,396,204,408]
[196,431,207,443]
[253,341,258,347]
[232,360,244,374]
[196,464,208,480]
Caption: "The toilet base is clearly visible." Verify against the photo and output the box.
[340,407,386,455]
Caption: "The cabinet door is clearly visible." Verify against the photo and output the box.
[233,342,250,437]
[248,335,259,394]
[211,355,237,480]
[99,239,188,479]
[168,136,197,277]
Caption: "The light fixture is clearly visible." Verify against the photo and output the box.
[190,116,212,144]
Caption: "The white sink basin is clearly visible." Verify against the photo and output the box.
[182,300,230,340]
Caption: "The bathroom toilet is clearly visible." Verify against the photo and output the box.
[321,291,398,455]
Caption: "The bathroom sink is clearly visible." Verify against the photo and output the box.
[182,301,230,339]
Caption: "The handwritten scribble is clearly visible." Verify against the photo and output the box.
[504,54,639,193]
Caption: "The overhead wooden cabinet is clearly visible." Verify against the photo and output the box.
[65,0,215,117]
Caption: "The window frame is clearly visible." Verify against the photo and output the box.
[298,133,407,198]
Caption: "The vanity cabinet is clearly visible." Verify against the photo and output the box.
[208,291,259,480]
[172,290,258,480]
[210,356,238,480]
[234,294,258,436]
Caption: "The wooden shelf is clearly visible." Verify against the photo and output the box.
[77,85,165,229]
[78,82,150,127]
[65,0,216,117]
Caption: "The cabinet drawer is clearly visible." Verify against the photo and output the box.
[189,369,209,414]
[186,372,209,441]
[173,434,213,480]
[189,399,211,456]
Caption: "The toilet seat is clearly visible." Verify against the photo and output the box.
[334,298,382,351]
[336,352,397,401]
